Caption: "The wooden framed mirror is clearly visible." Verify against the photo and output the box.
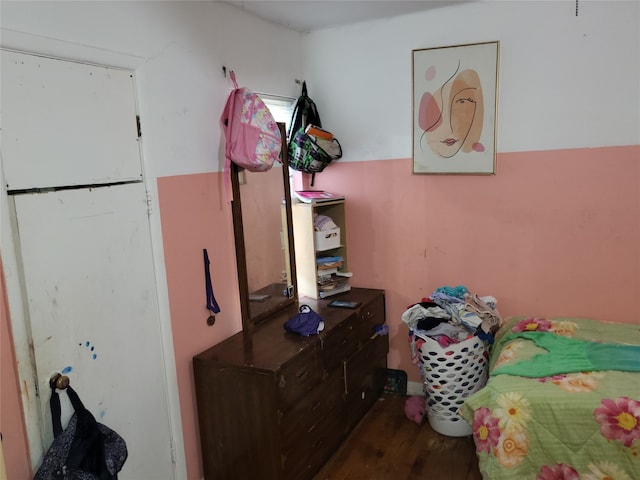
[230,123,297,354]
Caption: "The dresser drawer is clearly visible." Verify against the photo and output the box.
[344,334,389,429]
[356,294,386,343]
[281,369,344,448]
[321,316,359,373]
[281,401,346,480]
[278,344,323,412]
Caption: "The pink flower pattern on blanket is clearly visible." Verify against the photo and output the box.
[594,397,640,447]
[472,407,500,453]
[512,317,553,333]
[537,372,603,393]
[536,463,579,480]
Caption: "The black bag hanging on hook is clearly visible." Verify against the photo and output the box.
[286,81,322,147]
[287,81,342,186]
[34,374,127,480]
[289,128,342,182]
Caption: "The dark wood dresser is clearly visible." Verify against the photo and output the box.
[193,288,388,480]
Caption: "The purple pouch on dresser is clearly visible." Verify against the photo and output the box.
[284,305,325,337]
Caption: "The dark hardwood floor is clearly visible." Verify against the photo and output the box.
[314,394,482,480]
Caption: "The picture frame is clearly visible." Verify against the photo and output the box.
[412,41,499,174]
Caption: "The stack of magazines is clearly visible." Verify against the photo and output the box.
[316,256,351,298]
[294,190,344,204]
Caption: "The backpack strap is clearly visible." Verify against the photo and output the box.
[230,70,239,89]
[301,82,322,129]
[49,377,64,438]
[48,375,92,435]
[288,81,315,143]
[221,71,240,202]
[65,386,89,415]
[64,386,108,476]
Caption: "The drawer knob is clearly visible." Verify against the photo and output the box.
[296,368,308,382]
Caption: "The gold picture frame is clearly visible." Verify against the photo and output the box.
[412,41,499,174]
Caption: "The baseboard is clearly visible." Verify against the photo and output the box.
[406,381,424,396]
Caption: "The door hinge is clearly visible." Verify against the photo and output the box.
[146,190,152,216]
[136,115,142,138]
[170,440,177,464]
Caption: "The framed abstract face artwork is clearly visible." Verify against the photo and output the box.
[412,41,499,174]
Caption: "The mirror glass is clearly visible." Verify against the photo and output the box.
[231,124,296,328]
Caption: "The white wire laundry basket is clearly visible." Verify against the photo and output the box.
[416,333,489,437]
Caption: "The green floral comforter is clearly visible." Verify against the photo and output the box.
[460,316,640,480]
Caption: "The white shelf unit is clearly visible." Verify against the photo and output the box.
[292,200,350,299]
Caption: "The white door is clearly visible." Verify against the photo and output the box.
[13,185,175,478]
[2,50,176,478]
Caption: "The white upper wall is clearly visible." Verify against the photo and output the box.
[1,0,303,178]
[2,1,638,174]
[302,0,640,161]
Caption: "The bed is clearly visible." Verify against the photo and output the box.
[460,316,640,480]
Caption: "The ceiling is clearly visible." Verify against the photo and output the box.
[224,1,474,33]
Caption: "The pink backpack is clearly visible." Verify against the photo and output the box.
[220,71,281,172]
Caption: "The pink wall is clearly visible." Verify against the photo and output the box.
[309,145,640,382]
[157,144,639,478]
[158,144,639,478]
[157,172,243,479]
[0,257,32,479]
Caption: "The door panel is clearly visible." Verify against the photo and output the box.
[1,50,142,190]
[14,184,174,478]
